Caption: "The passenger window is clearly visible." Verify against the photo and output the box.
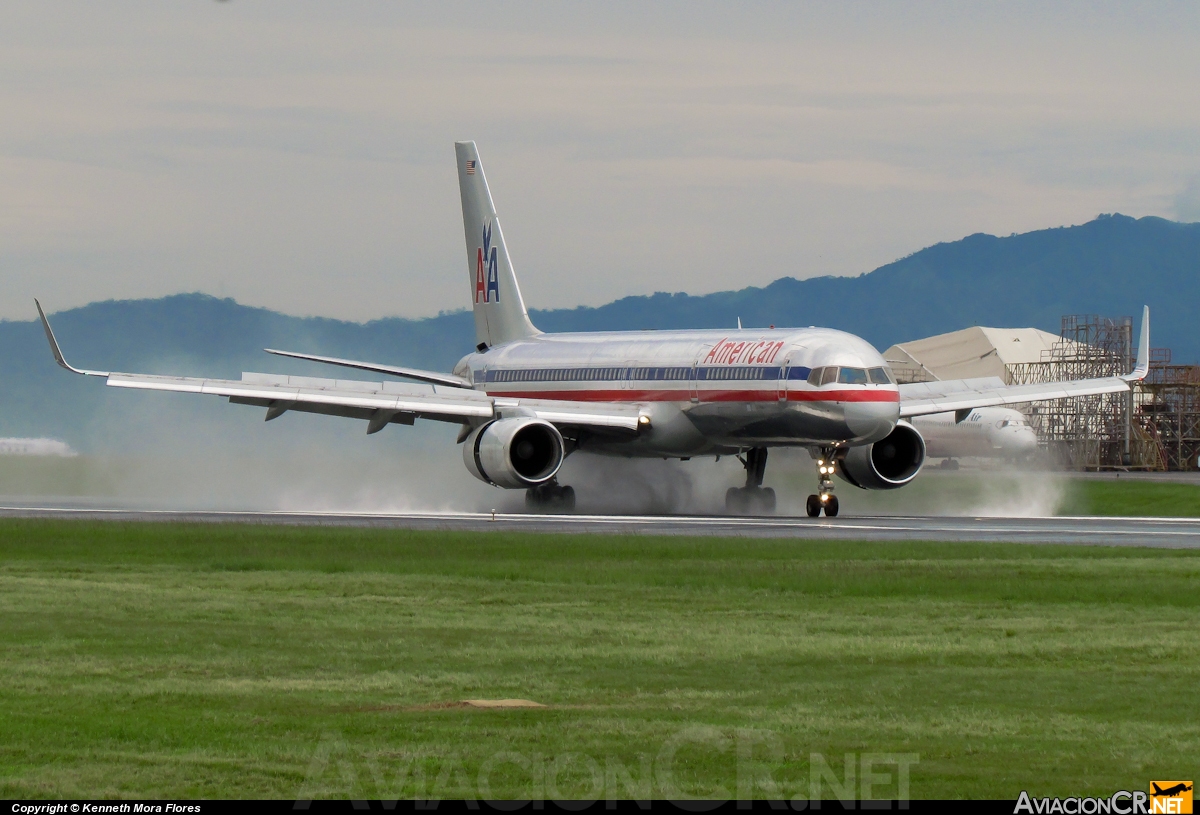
[868,367,892,385]
[838,367,868,385]
[820,367,839,386]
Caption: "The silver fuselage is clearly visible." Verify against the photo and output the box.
[453,327,900,457]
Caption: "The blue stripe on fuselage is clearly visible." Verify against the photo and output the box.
[479,365,812,385]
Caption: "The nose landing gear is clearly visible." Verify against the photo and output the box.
[726,447,776,514]
[805,449,839,517]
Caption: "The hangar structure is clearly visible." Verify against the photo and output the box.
[885,318,1200,471]
[883,326,1079,384]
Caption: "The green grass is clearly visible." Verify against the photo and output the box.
[1,520,1198,800]
[1066,480,1200,517]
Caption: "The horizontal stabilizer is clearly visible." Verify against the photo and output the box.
[264,348,473,389]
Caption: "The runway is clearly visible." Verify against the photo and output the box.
[2,505,1200,548]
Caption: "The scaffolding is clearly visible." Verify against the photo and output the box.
[1138,352,1200,471]
[1005,314,1200,471]
[1006,315,1136,469]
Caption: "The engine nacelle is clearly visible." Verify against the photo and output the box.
[463,418,565,489]
[835,421,925,490]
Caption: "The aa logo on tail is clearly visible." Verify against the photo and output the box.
[475,223,500,304]
[1150,781,1193,814]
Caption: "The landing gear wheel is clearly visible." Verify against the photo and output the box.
[808,447,840,518]
[759,487,776,514]
[726,487,745,514]
[728,448,777,515]
[525,483,576,514]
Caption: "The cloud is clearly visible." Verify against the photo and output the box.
[1,2,1199,321]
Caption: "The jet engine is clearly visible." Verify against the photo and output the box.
[463,418,565,489]
[835,421,925,490]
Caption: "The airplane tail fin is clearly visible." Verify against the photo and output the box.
[455,141,540,350]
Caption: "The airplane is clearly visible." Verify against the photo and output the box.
[912,406,1038,468]
[34,141,1150,517]
[1152,783,1193,797]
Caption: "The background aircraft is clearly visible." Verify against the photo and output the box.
[36,142,1148,517]
[913,407,1038,467]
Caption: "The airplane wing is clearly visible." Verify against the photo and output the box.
[35,301,646,435]
[899,306,1150,418]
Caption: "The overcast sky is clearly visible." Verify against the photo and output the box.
[2,2,1199,322]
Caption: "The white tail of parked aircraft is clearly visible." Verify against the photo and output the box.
[35,142,1150,516]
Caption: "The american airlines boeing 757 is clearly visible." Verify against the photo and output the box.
[36,142,1150,516]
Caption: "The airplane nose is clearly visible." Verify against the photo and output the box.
[845,399,900,444]
[1015,428,1038,451]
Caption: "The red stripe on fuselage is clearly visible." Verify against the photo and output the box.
[485,388,900,403]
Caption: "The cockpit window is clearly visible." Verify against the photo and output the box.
[867,367,892,385]
[838,367,869,385]
[807,367,823,386]
[820,366,839,386]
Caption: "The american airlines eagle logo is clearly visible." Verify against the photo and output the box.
[475,223,500,304]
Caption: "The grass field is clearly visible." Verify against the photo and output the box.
[1067,480,1200,517]
[2,519,1198,800]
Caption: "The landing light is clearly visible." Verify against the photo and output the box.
[820,494,829,502]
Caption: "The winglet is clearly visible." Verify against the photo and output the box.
[34,299,108,377]
[1123,305,1150,381]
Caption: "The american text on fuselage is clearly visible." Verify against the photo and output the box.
[454,327,901,457]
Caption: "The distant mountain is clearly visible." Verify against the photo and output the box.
[2,213,1197,447]
[534,213,1200,353]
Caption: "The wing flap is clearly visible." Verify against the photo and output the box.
[103,371,644,431]
[899,376,1130,418]
[108,372,495,421]
[898,376,1008,402]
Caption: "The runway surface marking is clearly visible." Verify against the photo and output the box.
[2,505,1199,548]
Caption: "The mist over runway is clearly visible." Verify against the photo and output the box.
[3,505,1198,549]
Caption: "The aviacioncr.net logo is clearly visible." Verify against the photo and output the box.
[1015,785,1194,815]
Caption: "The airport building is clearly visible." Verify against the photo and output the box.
[883,326,1079,384]
[886,318,1200,471]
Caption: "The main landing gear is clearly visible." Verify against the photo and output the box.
[525,480,576,513]
[726,447,776,514]
[805,449,839,517]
